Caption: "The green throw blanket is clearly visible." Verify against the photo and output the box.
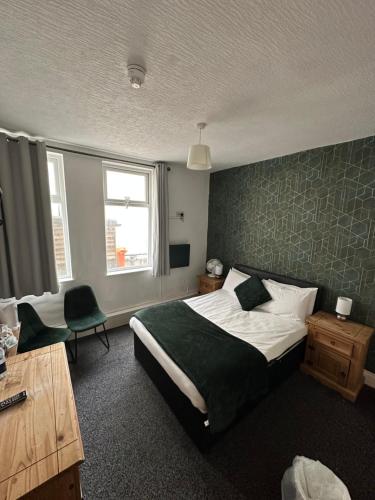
[134,301,268,433]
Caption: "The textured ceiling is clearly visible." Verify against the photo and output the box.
[0,0,374,170]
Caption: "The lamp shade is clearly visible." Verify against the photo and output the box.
[214,263,223,276]
[187,144,212,170]
[336,296,352,316]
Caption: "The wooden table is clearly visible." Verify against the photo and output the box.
[0,343,84,499]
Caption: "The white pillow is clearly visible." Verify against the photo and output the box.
[255,280,311,321]
[267,279,318,316]
[0,299,19,328]
[222,268,250,295]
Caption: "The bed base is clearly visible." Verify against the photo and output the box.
[134,331,306,451]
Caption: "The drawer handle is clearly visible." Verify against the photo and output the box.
[330,340,336,346]
[340,371,346,377]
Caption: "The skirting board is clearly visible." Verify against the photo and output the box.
[69,289,198,341]
[364,369,375,389]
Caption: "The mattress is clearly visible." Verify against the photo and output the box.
[130,289,307,413]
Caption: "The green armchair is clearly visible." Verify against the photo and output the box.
[64,285,109,362]
[17,302,71,354]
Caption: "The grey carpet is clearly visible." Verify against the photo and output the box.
[69,327,375,500]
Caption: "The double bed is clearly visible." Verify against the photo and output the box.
[130,264,322,450]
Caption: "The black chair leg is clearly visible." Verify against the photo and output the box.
[94,323,110,351]
[103,323,110,350]
[66,331,78,363]
[66,340,74,363]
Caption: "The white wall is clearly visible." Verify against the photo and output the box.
[23,150,210,328]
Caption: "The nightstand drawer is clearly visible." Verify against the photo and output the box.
[315,330,353,357]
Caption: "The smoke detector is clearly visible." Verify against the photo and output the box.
[127,64,146,89]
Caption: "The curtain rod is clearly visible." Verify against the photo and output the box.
[47,145,155,168]
[5,136,171,170]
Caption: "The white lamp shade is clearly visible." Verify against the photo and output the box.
[187,144,212,170]
[336,297,352,316]
[214,264,223,276]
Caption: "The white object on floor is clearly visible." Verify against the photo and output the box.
[281,456,351,500]
[364,369,375,388]
[130,289,307,413]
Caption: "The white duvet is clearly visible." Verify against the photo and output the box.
[130,289,307,413]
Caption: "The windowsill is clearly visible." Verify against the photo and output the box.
[106,267,152,277]
[59,276,75,283]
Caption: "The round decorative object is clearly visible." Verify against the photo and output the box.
[206,258,223,277]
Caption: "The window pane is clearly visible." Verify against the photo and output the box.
[105,205,149,270]
[51,202,69,278]
[47,152,72,281]
[106,170,147,202]
[48,161,57,196]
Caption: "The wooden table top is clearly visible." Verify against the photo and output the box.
[307,311,374,345]
[0,343,84,499]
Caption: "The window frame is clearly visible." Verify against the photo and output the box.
[103,161,153,274]
[47,151,73,281]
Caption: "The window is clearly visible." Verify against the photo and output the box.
[47,152,72,280]
[103,162,152,273]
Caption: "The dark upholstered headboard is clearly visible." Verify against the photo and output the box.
[234,264,324,313]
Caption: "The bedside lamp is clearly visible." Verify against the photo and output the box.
[214,263,223,277]
[336,297,352,321]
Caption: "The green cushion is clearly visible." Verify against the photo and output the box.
[18,327,71,353]
[234,276,271,311]
[66,310,107,332]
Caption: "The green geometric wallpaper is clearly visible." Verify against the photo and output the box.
[207,136,375,371]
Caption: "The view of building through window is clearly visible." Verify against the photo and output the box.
[104,164,152,272]
[47,152,72,280]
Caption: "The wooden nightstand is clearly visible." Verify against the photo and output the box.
[198,274,225,294]
[301,311,374,401]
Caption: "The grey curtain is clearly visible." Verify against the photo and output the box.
[0,134,58,298]
[152,162,170,277]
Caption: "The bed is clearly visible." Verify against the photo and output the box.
[130,264,323,450]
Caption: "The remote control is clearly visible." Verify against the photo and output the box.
[0,390,27,412]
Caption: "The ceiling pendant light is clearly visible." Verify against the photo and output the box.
[187,123,212,170]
